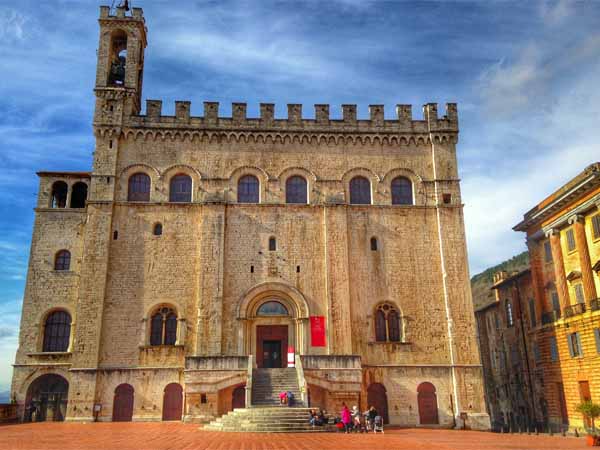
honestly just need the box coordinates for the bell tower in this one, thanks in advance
[94,5,147,125]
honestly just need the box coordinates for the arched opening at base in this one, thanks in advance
[113,383,134,422]
[232,385,246,410]
[417,382,439,425]
[367,382,389,424]
[162,383,183,421]
[25,374,69,422]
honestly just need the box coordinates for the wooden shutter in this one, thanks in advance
[595,328,600,354]
[567,334,575,357]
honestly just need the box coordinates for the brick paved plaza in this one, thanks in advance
[0,423,587,450]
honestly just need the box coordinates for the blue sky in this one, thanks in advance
[1,0,599,390]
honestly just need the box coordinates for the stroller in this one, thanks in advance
[373,415,384,433]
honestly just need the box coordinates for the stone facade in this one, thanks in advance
[10,5,488,429]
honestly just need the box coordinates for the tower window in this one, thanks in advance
[113,230,119,240]
[375,303,402,342]
[150,307,177,346]
[269,237,276,251]
[108,30,127,86]
[43,310,72,352]
[70,182,88,208]
[391,177,413,205]
[442,193,452,204]
[349,176,371,205]
[153,223,163,236]
[50,181,68,208]
[238,175,259,203]
[370,237,378,251]
[286,176,308,204]
[54,250,71,271]
[128,172,151,202]
[169,174,192,203]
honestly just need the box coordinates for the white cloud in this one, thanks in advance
[540,0,573,26]
[0,8,26,41]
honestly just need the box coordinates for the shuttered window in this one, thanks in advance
[549,336,558,362]
[594,328,600,354]
[544,241,552,263]
[574,284,585,304]
[551,292,560,311]
[566,229,576,252]
[567,332,582,358]
[528,299,536,327]
[592,214,600,240]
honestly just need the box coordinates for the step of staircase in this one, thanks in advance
[251,367,304,407]
[203,407,330,433]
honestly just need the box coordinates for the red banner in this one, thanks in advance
[310,316,326,347]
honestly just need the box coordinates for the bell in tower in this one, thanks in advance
[108,31,127,86]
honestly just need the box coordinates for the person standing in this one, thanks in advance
[341,403,352,433]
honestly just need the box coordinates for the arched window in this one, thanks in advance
[50,181,68,208]
[391,177,413,205]
[374,303,402,342]
[153,223,163,236]
[286,176,307,204]
[150,307,177,346]
[169,174,192,203]
[54,250,71,271]
[506,300,514,327]
[108,30,127,86]
[257,301,289,316]
[238,175,259,203]
[370,237,378,251]
[128,173,151,202]
[349,176,371,204]
[43,310,71,352]
[70,182,88,208]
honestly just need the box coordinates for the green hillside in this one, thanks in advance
[470,251,530,310]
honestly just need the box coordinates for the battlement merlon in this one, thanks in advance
[116,102,459,133]
[100,5,144,21]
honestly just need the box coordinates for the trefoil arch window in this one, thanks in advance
[238,175,260,203]
[43,310,72,352]
[257,301,289,316]
[391,177,413,205]
[169,174,192,203]
[54,250,71,271]
[286,176,308,204]
[128,172,151,202]
[50,181,68,208]
[375,303,401,342]
[349,176,371,205]
[150,307,177,346]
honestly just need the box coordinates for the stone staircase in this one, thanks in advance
[204,368,321,432]
[251,368,304,407]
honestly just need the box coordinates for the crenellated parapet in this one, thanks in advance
[116,102,458,136]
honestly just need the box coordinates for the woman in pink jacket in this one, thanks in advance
[341,403,352,433]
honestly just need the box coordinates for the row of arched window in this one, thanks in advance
[40,306,180,353]
[126,172,414,205]
[50,181,88,209]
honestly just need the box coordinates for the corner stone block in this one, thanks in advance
[175,101,191,122]
[146,100,162,119]
[342,104,357,123]
[315,104,330,124]
[369,104,384,125]
[260,103,274,123]
[396,104,412,122]
[288,104,302,124]
[232,103,247,123]
[204,102,219,124]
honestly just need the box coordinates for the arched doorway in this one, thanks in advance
[113,383,134,422]
[25,374,69,422]
[162,383,183,421]
[367,383,389,424]
[232,385,246,410]
[417,382,439,425]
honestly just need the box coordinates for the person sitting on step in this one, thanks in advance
[286,390,294,407]
[279,391,287,405]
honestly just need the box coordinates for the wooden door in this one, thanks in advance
[557,383,569,425]
[113,384,134,422]
[232,386,246,410]
[162,383,183,421]
[417,382,439,425]
[367,383,389,424]
[256,325,288,368]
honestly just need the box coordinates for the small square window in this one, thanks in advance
[442,193,452,204]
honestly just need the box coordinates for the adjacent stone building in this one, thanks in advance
[10,5,488,429]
